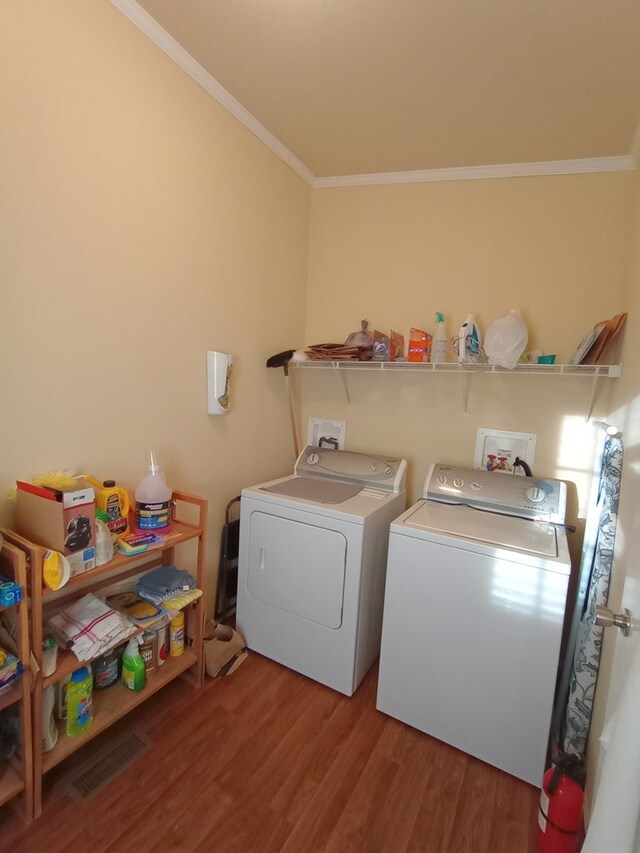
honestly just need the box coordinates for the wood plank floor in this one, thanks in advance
[0,653,539,852]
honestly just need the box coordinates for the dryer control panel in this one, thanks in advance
[425,463,567,523]
[295,446,407,493]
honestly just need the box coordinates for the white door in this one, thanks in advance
[582,468,640,851]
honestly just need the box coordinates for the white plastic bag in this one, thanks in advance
[484,309,528,369]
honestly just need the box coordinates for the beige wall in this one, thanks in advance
[3,7,638,798]
[300,176,634,519]
[0,1,310,606]
[302,171,638,807]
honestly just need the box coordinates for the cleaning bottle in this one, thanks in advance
[66,667,93,737]
[121,636,146,692]
[169,611,185,657]
[85,477,130,538]
[432,312,447,363]
[94,513,114,567]
[458,313,482,363]
[135,451,172,532]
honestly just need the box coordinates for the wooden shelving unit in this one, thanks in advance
[0,539,34,821]
[2,489,208,818]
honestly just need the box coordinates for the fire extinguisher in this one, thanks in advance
[537,753,585,853]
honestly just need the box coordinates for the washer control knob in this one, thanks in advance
[385,466,393,475]
[370,464,379,472]
[453,477,464,488]
[437,475,448,485]
[524,486,546,504]
[471,481,482,490]
[306,452,320,465]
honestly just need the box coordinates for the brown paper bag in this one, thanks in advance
[204,622,248,678]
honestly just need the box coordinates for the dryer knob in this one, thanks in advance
[370,464,379,472]
[453,477,464,488]
[471,481,482,490]
[306,452,320,465]
[524,486,546,504]
[437,475,448,485]
[385,466,393,475]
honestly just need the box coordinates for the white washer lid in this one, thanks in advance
[261,476,361,504]
[403,501,559,558]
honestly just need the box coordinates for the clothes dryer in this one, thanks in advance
[237,446,406,696]
[377,463,572,785]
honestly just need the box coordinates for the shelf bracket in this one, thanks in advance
[461,369,470,417]
[585,373,600,422]
[334,366,351,403]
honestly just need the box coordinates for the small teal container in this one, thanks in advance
[537,354,556,364]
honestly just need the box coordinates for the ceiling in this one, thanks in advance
[119,0,640,184]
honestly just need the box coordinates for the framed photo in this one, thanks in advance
[473,429,536,475]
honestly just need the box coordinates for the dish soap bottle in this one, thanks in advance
[121,637,146,692]
[432,312,447,363]
[135,451,172,531]
[66,667,93,737]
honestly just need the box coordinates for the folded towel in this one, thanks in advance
[138,587,203,610]
[49,593,135,661]
[136,565,195,596]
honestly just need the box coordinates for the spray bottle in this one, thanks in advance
[432,313,447,363]
[121,636,146,692]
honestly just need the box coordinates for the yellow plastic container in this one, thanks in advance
[169,612,185,657]
[85,476,130,538]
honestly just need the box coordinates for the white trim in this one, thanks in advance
[313,156,636,188]
[109,0,315,186]
[110,0,638,189]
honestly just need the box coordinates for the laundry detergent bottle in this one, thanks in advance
[66,667,93,737]
[85,476,130,538]
[135,451,172,532]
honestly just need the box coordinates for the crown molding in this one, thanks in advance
[313,156,636,188]
[111,0,638,191]
[110,0,315,186]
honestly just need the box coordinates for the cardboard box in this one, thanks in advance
[204,622,247,677]
[16,480,96,576]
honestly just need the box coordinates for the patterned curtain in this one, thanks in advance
[562,435,624,757]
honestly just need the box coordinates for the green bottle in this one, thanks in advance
[121,637,146,692]
[66,667,93,737]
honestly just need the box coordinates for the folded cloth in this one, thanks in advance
[49,593,135,661]
[138,587,203,610]
[136,565,195,597]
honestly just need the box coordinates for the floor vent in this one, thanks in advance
[64,732,148,802]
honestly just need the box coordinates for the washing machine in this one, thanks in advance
[377,463,572,786]
[237,446,407,696]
